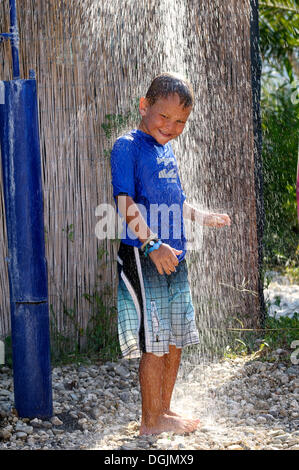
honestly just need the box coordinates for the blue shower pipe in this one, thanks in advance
[0,0,52,418]
[0,0,20,79]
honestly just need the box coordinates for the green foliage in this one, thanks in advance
[223,313,299,362]
[101,99,140,139]
[49,302,83,364]
[49,242,121,365]
[263,312,299,350]
[284,263,299,282]
[259,0,299,276]
[49,289,121,365]
[83,290,120,361]
[259,0,299,81]
[261,81,299,267]
[62,223,74,242]
[101,100,140,164]
[102,113,131,139]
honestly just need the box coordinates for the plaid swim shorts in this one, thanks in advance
[117,242,200,358]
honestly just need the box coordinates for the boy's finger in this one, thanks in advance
[165,259,177,273]
[155,261,164,275]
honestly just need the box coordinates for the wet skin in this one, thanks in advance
[138,93,192,146]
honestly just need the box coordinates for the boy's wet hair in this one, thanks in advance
[145,73,194,109]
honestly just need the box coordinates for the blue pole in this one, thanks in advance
[0,1,52,418]
[9,0,20,79]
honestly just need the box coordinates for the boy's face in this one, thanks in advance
[138,93,192,145]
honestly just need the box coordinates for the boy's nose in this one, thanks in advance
[164,121,176,133]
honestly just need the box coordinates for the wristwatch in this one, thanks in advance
[144,239,162,257]
[141,237,158,252]
[147,239,158,249]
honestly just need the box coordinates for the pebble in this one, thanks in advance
[51,416,63,426]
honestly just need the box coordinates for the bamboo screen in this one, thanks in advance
[0,0,262,354]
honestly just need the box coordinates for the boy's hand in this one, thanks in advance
[204,213,231,227]
[149,243,182,275]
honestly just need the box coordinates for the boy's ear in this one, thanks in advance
[139,97,149,117]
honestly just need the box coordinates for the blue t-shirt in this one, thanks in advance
[111,129,187,261]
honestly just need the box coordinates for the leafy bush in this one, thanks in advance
[261,82,299,268]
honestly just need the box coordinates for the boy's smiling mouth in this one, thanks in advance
[159,130,172,137]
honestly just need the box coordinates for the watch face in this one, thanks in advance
[149,240,155,246]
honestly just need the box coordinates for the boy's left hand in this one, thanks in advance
[205,213,231,227]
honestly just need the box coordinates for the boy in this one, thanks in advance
[111,73,231,435]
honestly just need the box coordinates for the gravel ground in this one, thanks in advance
[0,356,298,451]
[1,274,298,451]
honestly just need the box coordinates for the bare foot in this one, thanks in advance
[140,413,200,436]
[164,409,199,420]
[164,409,181,417]
[164,409,201,427]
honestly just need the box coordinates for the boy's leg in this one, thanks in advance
[162,346,201,422]
[162,345,181,414]
[139,352,164,430]
[139,349,200,435]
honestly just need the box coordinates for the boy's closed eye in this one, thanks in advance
[160,114,186,124]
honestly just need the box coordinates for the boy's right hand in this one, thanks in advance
[149,243,182,275]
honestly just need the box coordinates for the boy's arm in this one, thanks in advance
[116,194,153,243]
[116,195,182,275]
[183,201,231,227]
